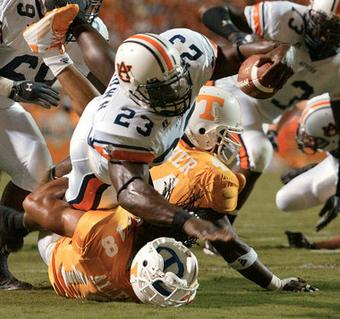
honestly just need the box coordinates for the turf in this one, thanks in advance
[0,172,339,319]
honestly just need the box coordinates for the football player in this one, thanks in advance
[22,177,200,305]
[276,93,340,231]
[201,0,340,217]
[21,177,317,298]
[0,0,109,289]
[150,85,317,291]
[21,2,293,237]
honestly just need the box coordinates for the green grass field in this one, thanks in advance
[0,172,340,319]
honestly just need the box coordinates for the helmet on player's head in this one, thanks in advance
[304,0,340,59]
[185,86,243,166]
[297,94,339,153]
[115,33,192,117]
[130,237,199,307]
[42,0,102,23]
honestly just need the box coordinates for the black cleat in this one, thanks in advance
[0,253,32,290]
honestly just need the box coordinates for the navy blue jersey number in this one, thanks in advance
[168,34,203,63]
[17,3,36,18]
[0,55,55,85]
[114,107,154,137]
[271,81,314,110]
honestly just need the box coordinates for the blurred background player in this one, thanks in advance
[200,0,340,218]
[0,0,111,289]
[150,85,317,292]
[276,93,340,231]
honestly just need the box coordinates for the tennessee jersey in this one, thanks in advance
[150,140,243,214]
[216,1,340,123]
[49,207,139,301]
[66,28,217,209]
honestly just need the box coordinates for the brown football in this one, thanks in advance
[237,54,276,99]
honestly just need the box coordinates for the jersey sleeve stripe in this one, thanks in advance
[251,3,264,36]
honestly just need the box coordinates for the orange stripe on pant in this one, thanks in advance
[252,3,263,36]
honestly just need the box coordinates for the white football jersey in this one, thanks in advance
[66,28,217,209]
[216,1,340,123]
[0,0,108,107]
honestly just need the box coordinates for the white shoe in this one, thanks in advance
[23,4,79,53]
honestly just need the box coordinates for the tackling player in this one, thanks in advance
[150,85,317,291]
[201,0,340,218]
[21,3,293,242]
[0,0,110,289]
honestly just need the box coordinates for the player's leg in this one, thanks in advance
[235,128,274,210]
[0,101,52,289]
[276,154,337,211]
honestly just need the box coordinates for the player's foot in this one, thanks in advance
[0,253,32,290]
[202,240,220,256]
[23,4,79,53]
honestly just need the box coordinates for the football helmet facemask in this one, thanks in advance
[185,86,243,166]
[304,0,340,59]
[297,93,339,153]
[115,33,192,117]
[130,237,199,307]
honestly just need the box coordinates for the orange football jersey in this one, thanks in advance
[151,140,242,214]
[48,207,139,301]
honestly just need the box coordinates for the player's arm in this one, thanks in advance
[71,23,115,87]
[108,161,236,243]
[205,211,318,292]
[23,178,83,237]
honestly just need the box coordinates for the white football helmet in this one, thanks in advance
[130,237,199,307]
[185,86,243,166]
[297,93,339,153]
[115,33,192,117]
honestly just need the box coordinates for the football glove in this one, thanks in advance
[316,195,340,232]
[285,231,316,249]
[281,277,318,292]
[9,80,60,108]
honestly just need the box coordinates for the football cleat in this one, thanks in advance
[23,4,79,53]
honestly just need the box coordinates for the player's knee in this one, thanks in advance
[276,187,300,212]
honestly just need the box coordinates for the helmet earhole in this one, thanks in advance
[143,260,148,267]
[199,128,206,134]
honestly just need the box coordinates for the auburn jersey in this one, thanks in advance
[216,1,340,122]
[150,140,244,214]
[65,28,217,209]
[49,208,139,301]
[0,0,108,108]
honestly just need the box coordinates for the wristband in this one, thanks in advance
[172,211,194,230]
[267,274,283,290]
[43,51,74,77]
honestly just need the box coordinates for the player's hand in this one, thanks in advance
[267,129,279,152]
[285,231,316,249]
[182,217,237,243]
[257,43,294,90]
[281,277,319,292]
[280,163,317,185]
[316,195,340,232]
[10,80,60,108]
